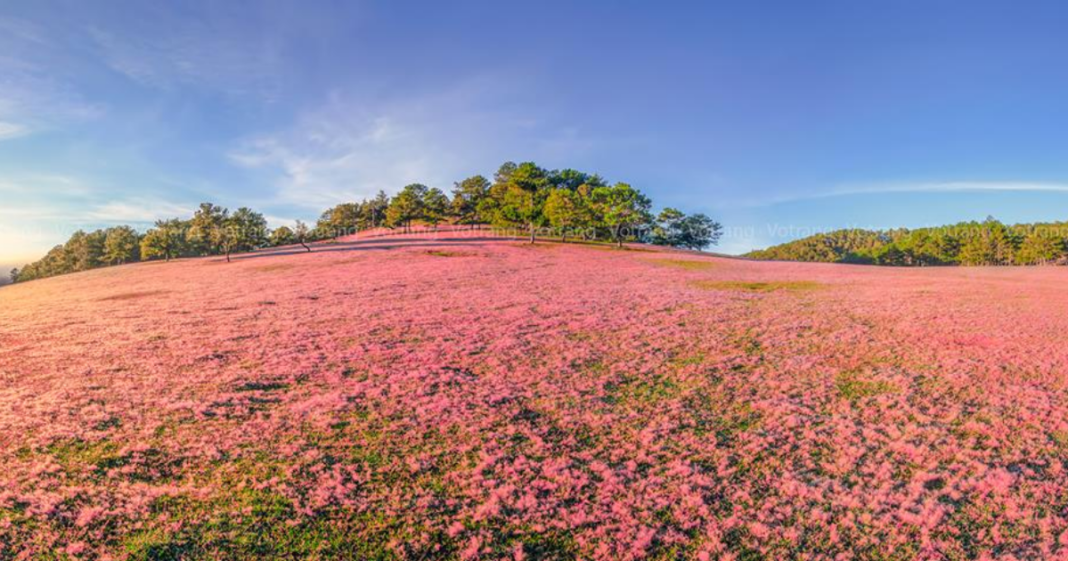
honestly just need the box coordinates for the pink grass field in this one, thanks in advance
[2,234,1068,560]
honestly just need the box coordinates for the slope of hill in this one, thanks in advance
[2,234,1068,559]
[746,220,1068,266]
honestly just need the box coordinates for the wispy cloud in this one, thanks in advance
[230,78,601,209]
[0,17,102,137]
[0,174,94,201]
[0,174,191,223]
[733,180,1068,208]
[0,121,28,141]
[84,2,296,103]
[0,16,46,45]
[230,111,451,208]
[85,198,194,223]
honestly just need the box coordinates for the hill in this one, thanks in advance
[746,220,1068,266]
[2,234,1068,559]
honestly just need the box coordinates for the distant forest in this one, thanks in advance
[10,161,723,283]
[746,218,1068,266]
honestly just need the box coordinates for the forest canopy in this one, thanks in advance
[746,218,1068,266]
[9,161,723,283]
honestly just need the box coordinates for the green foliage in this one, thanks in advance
[64,229,108,271]
[451,175,490,226]
[678,214,724,250]
[230,208,268,251]
[958,220,1014,266]
[543,188,586,242]
[141,219,188,262]
[1015,229,1066,265]
[314,195,393,236]
[590,182,653,247]
[213,208,268,261]
[747,229,889,264]
[650,208,685,245]
[293,221,313,252]
[650,208,723,250]
[422,187,451,228]
[104,226,141,265]
[550,168,607,190]
[491,162,553,242]
[362,191,391,229]
[270,226,295,247]
[11,161,728,283]
[386,184,428,232]
[261,160,708,250]
[187,203,227,256]
[14,245,65,281]
[748,219,1068,267]
[316,203,362,239]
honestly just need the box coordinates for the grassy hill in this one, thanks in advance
[746,220,1068,266]
[2,234,1068,558]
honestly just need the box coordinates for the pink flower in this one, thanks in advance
[4,232,1068,558]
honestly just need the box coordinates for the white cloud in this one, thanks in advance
[263,215,299,229]
[0,121,28,140]
[0,169,195,264]
[85,198,193,223]
[86,15,286,101]
[0,174,94,201]
[230,79,600,209]
[0,17,102,136]
[823,180,1068,199]
[733,180,1068,208]
[0,16,46,45]
[230,111,450,208]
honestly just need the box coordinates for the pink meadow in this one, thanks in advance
[2,234,1068,559]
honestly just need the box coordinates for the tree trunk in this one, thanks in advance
[529,224,536,244]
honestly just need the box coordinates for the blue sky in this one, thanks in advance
[4,0,1068,271]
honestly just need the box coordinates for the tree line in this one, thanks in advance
[10,161,723,283]
[746,217,1068,266]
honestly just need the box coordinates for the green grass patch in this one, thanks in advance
[581,243,658,252]
[124,489,410,560]
[691,280,823,293]
[835,371,896,403]
[98,290,170,302]
[683,386,762,443]
[603,374,684,410]
[424,250,474,257]
[234,381,289,392]
[48,438,123,474]
[648,258,717,270]
[667,353,705,368]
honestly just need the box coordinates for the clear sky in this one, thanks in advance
[4,0,1068,272]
